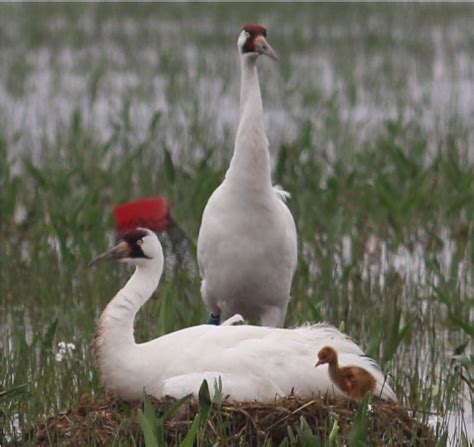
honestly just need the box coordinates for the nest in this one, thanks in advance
[32,395,435,446]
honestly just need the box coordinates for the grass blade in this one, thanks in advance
[348,394,370,447]
[138,408,159,447]
[180,414,200,447]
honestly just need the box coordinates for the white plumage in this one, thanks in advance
[91,229,397,403]
[197,24,298,327]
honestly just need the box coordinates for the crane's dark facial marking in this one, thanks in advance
[121,228,151,259]
[240,24,267,54]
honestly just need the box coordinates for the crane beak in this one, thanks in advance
[315,360,322,368]
[89,241,130,267]
[254,35,278,61]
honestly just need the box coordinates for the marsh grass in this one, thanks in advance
[0,3,473,445]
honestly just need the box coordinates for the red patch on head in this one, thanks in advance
[241,24,268,54]
[122,228,149,244]
[242,23,267,37]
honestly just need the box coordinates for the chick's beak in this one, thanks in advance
[254,35,278,61]
[89,241,130,267]
[314,360,322,368]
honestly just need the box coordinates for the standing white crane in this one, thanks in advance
[90,229,397,402]
[197,24,297,327]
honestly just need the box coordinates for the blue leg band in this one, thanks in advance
[207,314,220,325]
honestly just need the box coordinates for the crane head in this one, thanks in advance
[89,228,163,267]
[237,24,278,61]
[315,346,338,367]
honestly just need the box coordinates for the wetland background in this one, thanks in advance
[0,3,473,445]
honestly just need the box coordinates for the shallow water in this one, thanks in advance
[1,4,474,161]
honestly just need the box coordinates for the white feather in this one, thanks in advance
[273,185,292,202]
[221,314,245,326]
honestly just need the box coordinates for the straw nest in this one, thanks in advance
[33,394,435,446]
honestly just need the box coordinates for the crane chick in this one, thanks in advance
[315,346,376,401]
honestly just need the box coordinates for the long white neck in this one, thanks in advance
[225,54,272,190]
[93,258,162,392]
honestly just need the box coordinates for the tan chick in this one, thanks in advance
[315,346,376,401]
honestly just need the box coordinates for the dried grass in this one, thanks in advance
[32,395,435,446]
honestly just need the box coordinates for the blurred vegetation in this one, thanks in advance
[0,3,473,445]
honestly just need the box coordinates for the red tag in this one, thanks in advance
[113,197,170,235]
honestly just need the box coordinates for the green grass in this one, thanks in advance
[1,3,473,445]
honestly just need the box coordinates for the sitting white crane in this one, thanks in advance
[90,229,397,403]
[197,24,297,327]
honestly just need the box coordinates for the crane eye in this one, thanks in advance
[137,240,143,246]
[245,31,250,39]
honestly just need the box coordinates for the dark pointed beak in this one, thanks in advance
[88,241,130,267]
[255,35,278,61]
[315,360,322,368]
